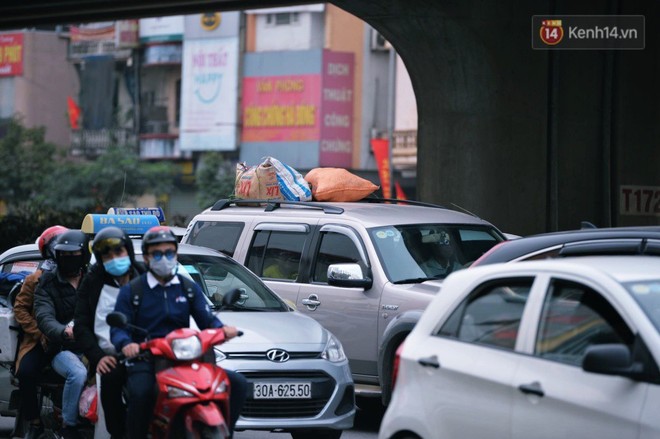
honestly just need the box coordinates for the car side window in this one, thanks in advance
[312,232,362,283]
[186,221,244,257]
[436,278,534,350]
[246,230,305,281]
[535,279,634,366]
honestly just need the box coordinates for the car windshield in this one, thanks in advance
[369,224,504,283]
[624,280,660,332]
[176,253,290,312]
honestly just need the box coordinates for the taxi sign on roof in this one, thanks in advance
[107,207,165,223]
[81,214,160,236]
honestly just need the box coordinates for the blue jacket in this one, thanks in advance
[110,272,223,352]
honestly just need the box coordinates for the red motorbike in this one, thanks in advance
[107,311,240,439]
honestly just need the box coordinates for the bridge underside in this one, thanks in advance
[1,0,658,234]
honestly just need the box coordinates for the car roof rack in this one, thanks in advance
[210,199,344,214]
[358,197,447,209]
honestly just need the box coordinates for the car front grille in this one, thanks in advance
[225,351,321,360]
[239,371,335,418]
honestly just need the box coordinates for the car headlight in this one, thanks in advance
[321,334,346,362]
[171,335,202,360]
[214,346,227,362]
[167,385,194,399]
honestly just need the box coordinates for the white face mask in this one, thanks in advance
[149,256,178,279]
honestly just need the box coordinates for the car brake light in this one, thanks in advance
[392,341,405,390]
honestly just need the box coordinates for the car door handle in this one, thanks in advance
[518,381,544,397]
[301,294,321,310]
[418,355,440,369]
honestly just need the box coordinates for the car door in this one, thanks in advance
[296,225,380,378]
[512,276,645,439]
[415,277,535,439]
[244,223,310,307]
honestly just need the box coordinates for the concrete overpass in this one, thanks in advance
[1,0,658,235]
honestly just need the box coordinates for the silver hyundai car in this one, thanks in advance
[0,237,355,439]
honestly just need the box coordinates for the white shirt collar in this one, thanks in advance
[146,271,180,288]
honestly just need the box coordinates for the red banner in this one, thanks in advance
[395,181,407,201]
[0,33,23,77]
[67,96,81,130]
[371,138,391,199]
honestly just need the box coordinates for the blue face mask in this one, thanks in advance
[103,256,131,277]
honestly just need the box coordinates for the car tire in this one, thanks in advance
[290,429,342,439]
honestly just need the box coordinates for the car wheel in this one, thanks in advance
[290,429,342,439]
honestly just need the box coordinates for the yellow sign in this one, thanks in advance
[201,13,221,31]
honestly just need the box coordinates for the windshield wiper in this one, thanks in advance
[392,277,435,284]
[215,304,270,312]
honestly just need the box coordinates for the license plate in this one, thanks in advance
[253,381,312,399]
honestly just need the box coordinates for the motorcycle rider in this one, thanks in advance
[110,225,247,439]
[74,226,147,439]
[13,225,68,439]
[34,230,90,439]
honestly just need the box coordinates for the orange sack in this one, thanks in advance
[304,167,379,202]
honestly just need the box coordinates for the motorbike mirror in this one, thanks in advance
[222,288,242,307]
[106,311,128,328]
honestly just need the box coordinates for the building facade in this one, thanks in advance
[0,5,419,222]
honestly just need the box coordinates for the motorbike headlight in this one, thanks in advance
[321,334,346,363]
[172,335,202,360]
[215,380,228,394]
[167,385,194,399]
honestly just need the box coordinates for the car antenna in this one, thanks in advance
[450,203,481,219]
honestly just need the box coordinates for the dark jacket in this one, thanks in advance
[74,262,146,370]
[111,273,223,352]
[34,270,81,355]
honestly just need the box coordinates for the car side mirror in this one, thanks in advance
[106,311,128,328]
[327,263,372,289]
[222,288,242,307]
[582,343,645,380]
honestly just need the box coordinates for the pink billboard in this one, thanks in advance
[319,50,354,167]
[242,74,321,142]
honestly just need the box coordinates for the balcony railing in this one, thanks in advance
[71,128,138,158]
[69,40,132,60]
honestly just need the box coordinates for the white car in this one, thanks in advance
[379,256,660,439]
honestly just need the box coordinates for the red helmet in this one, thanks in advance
[37,225,69,259]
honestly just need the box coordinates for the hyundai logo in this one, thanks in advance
[266,349,290,362]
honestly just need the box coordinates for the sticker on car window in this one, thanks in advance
[376,231,388,239]
[11,261,39,274]
[182,265,199,274]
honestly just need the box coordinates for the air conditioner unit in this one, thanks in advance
[371,29,391,51]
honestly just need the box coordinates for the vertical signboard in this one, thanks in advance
[0,33,23,77]
[241,74,321,142]
[320,50,354,167]
[180,37,239,151]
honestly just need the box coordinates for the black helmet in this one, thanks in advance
[54,230,89,254]
[141,226,178,255]
[92,226,135,265]
[54,230,91,272]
